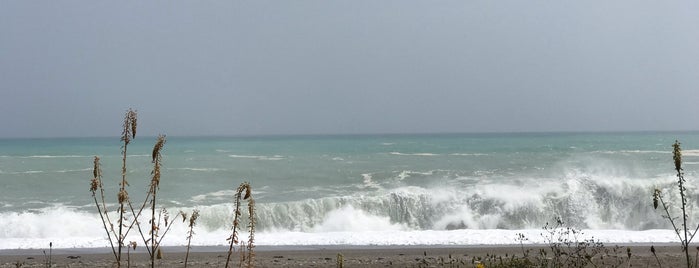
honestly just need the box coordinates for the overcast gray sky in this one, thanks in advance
[1,1,698,138]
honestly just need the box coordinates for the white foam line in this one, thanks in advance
[389,152,439,156]
[229,154,285,160]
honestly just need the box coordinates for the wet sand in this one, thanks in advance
[0,244,690,267]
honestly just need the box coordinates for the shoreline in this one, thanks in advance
[0,244,688,267]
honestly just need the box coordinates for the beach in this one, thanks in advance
[0,244,690,267]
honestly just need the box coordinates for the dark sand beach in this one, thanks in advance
[0,244,689,267]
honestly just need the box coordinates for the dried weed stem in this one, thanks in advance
[225,182,256,268]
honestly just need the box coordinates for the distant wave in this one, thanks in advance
[191,189,238,202]
[8,154,149,159]
[229,154,285,161]
[396,170,436,180]
[0,168,92,175]
[169,167,225,172]
[594,150,668,155]
[360,173,381,189]
[591,149,699,156]
[191,188,268,203]
[56,168,92,173]
[389,152,439,156]
[389,152,486,157]
[19,155,90,159]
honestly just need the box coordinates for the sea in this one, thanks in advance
[1,132,698,250]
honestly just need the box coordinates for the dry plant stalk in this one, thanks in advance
[147,134,166,268]
[653,140,699,268]
[89,109,137,267]
[184,209,200,268]
[225,182,256,268]
[119,134,178,268]
[117,109,137,265]
[90,156,119,261]
[90,110,179,268]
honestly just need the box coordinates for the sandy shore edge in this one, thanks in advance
[0,244,688,267]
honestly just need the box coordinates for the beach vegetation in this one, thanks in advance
[89,109,180,268]
[440,220,631,268]
[137,134,181,268]
[225,182,256,268]
[183,209,200,268]
[336,253,344,268]
[42,242,52,268]
[653,140,698,268]
[89,109,137,266]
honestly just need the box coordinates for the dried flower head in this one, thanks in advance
[90,178,99,193]
[244,186,252,200]
[653,189,660,209]
[93,156,100,178]
[152,135,166,163]
[150,135,166,188]
[673,140,682,173]
[121,109,137,145]
[189,209,200,228]
[118,189,128,204]
[90,156,102,193]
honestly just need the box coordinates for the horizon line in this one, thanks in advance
[2,129,699,140]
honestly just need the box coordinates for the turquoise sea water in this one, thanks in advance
[1,132,698,248]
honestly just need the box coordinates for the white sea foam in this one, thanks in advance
[590,148,699,156]
[18,155,90,159]
[0,168,92,175]
[55,168,92,173]
[313,206,407,232]
[449,153,488,156]
[396,170,435,181]
[360,173,381,189]
[0,209,680,249]
[594,150,668,155]
[228,154,285,161]
[170,167,224,172]
[191,190,239,202]
[389,152,439,156]
[0,188,684,250]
